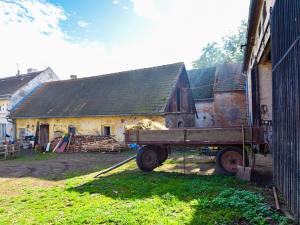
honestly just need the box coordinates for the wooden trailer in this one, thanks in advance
[125,126,266,175]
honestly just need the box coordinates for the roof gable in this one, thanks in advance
[12,63,185,118]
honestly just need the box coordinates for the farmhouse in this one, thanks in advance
[0,68,58,141]
[11,62,196,147]
[188,63,247,127]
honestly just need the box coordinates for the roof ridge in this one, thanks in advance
[51,62,184,83]
[0,69,45,81]
[12,62,186,118]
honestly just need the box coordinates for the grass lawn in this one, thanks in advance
[0,152,293,225]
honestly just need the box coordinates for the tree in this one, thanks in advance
[192,42,225,69]
[193,20,247,69]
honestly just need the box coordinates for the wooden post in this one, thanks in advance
[242,125,245,167]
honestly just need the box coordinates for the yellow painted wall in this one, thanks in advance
[15,115,165,144]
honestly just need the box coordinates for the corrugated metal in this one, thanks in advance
[271,0,300,221]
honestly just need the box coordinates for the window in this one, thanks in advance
[176,88,181,112]
[103,126,111,136]
[258,22,262,37]
[68,126,76,136]
[0,124,6,139]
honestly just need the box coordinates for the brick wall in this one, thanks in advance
[195,101,214,127]
[165,113,195,128]
[214,91,247,126]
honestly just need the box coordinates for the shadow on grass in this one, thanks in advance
[68,169,246,201]
[68,169,252,224]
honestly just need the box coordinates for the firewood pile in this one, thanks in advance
[50,135,122,153]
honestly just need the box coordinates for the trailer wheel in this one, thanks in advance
[216,146,249,176]
[136,145,159,172]
[156,147,168,165]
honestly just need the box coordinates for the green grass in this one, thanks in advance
[14,152,59,161]
[0,160,292,225]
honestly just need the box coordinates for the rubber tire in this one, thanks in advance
[136,145,159,172]
[156,147,168,165]
[216,146,249,176]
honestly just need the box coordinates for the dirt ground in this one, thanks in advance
[0,149,273,183]
[0,149,135,181]
[159,150,273,186]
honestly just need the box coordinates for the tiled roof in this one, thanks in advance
[12,63,185,118]
[0,70,43,97]
[214,63,245,92]
[187,67,216,101]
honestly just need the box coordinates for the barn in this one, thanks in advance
[11,62,196,147]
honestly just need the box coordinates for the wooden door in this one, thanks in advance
[39,124,49,150]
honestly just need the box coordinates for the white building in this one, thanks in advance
[0,67,59,141]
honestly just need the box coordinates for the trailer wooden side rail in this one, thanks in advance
[125,126,265,175]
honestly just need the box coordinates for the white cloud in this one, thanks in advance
[113,0,119,4]
[123,6,129,10]
[0,0,116,79]
[77,20,89,28]
[129,0,250,69]
[0,0,250,80]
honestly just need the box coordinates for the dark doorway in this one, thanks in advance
[176,88,181,112]
[177,121,184,128]
[39,124,49,150]
[251,63,260,126]
[103,126,111,136]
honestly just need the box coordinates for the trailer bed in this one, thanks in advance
[125,126,264,146]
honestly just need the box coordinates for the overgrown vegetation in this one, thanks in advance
[193,20,247,69]
[0,153,292,225]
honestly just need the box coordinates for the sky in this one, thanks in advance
[0,0,250,79]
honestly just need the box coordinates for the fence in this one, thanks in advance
[271,0,300,220]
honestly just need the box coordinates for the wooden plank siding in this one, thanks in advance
[271,0,300,221]
[165,70,194,114]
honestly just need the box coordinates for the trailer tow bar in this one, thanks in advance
[95,155,137,178]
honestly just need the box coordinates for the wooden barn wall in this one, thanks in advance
[271,0,300,220]
[165,70,195,128]
[166,71,194,114]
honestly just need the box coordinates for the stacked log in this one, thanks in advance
[50,135,122,153]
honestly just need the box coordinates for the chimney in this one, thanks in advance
[16,63,20,76]
[27,68,37,73]
[70,75,77,80]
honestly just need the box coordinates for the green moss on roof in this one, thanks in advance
[214,63,245,92]
[187,67,216,101]
[12,63,185,118]
[188,63,245,101]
